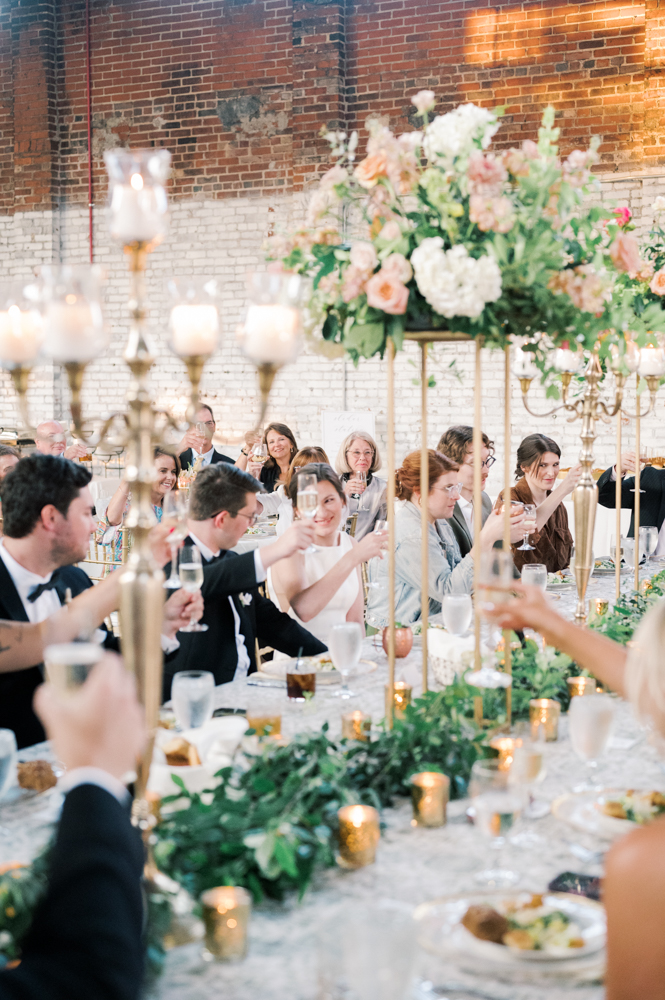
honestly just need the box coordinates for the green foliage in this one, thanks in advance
[589,568,665,645]
[0,851,50,965]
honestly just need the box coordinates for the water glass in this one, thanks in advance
[0,729,17,801]
[178,544,208,632]
[569,693,615,791]
[640,525,659,565]
[470,759,522,886]
[441,594,472,636]
[623,536,636,570]
[329,622,363,698]
[171,670,215,730]
[521,563,547,591]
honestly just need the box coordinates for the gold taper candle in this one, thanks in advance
[337,805,380,868]
[410,771,449,827]
[341,710,371,741]
[201,886,251,961]
[529,698,560,741]
[385,681,412,720]
[489,735,522,771]
[567,676,597,698]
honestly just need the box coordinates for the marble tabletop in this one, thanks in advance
[2,566,662,1000]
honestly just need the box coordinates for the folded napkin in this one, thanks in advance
[148,715,248,798]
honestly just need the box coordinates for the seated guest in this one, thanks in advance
[102,447,180,560]
[366,450,524,629]
[257,446,329,536]
[0,445,19,481]
[33,420,89,461]
[1,656,146,1000]
[0,455,197,748]
[162,463,327,698]
[176,403,233,469]
[598,449,665,544]
[271,463,386,644]
[237,421,298,492]
[335,431,387,539]
[496,433,580,573]
[437,425,495,557]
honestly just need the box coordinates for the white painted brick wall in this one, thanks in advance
[0,169,663,493]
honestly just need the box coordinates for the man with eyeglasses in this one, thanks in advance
[162,463,327,697]
[176,404,234,470]
[437,426,495,557]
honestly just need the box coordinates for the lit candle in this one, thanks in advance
[567,676,597,698]
[385,681,412,720]
[341,711,371,741]
[245,711,281,737]
[638,346,665,376]
[489,735,523,771]
[44,297,103,363]
[593,599,609,617]
[529,698,560,741]
[0,305,43,365]
[170,304,219,357]
[337,804,380,868]
[108,176,168,244]
[201,886,251,962]
[410,772,449,827]
[553,346,582,373]
[239,303,300,365]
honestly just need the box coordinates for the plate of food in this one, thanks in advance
[546,571,576,591]
[552,787,665,839]
[593,557,629,576]
[415,891,605,975]
[258,652,377,686]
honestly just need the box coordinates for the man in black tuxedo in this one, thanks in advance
[1,655,146,1000]
[598,449,665,542]
[176,404,233,469]
[162,462,327,699]
[0,454,198,748]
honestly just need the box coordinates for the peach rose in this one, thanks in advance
[349,241,378,275]
[341,265,367,304]
[365,270,409,314]
[610,232,643,276]
[354,152,388,189]
[379,220,401,242]
[382,252,412,284]
[650,267,665,296]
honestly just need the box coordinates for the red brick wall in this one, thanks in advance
[0,0,663,213]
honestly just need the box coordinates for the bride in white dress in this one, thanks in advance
[271,464,387,647]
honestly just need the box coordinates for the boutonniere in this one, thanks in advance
[239,592,253,607]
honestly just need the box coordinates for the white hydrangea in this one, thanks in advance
[653,196,665,215]
[411,238,502,319]
[423,103,500,167]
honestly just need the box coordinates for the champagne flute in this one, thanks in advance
[297,472,318,553]
[354,469,368,512]
[569,693,615,792]
[163,491,190,589]
[521,563,547,591]
[329,622,363,699]
[470,759,522,886]
[441,594,472,636]
[178,545,208,632]
[517,502,537,551]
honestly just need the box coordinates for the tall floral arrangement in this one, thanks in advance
[266,94,638,373]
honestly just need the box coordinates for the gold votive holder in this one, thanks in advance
[201,886,251,962]
[385,681,412,720]
[245,711,282,737]
[529,698,560,742]
[567,676,597,699]
[410,772,450,827]
[341,711,371,741]
[592,599,609,617]
[337,804,380,869]
[489,736,523,771]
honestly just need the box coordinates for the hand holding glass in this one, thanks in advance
[178,545,208,632]
[517,503,537,551]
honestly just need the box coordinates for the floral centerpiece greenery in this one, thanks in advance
[266,92,660,375]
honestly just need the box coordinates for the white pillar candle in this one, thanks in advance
[0,305,43,365]
[553,347,581,373]
[44,300,103,363]
[241,303,299,365]
[638,346,665,376]
[108,179,167,244]
[170,304,219,357]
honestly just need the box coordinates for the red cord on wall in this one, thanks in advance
[86,0,93,263]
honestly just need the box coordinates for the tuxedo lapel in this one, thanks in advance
[452,503,472,547]
[0,556,30,623]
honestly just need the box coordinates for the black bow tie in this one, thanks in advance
[27,578,61,603]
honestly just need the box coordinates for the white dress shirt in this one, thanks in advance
[0,541,62,622]
[59,766,130,805]
[457,496,474,536]
[188,531,266,679]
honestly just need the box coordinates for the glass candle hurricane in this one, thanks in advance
[104,148,171,246]
[567,676,597,699]
[529,698,560,741]
[237,272,306,367]
[38,265,107,364]
[337,805,380,869]
[410,772,449,828]
[0,281,44,369]
[167,277,220,359]
[201,886,251,962]
[489,735,523,771]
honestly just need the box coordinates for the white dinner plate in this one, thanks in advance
[258,655,377,686]
[551,788,663,839]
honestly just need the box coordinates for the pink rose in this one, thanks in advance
[411,90,436,114]
[365,270,409,314]
[467,151,507,196]
[341,265,367,304]
[379,220,401,242]
[320,164,348,189]
[382,252,412,283]
[469,194,514,234]
[650,267,665,296]
[610,232,643,276]
[502,147,530,178]
[613,206,632,228]
[349,241,378,275]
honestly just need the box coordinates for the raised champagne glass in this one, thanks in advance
[297,471,318,553]
[517,502,537,551]
[163,491,190,589]
[178,544,208,632]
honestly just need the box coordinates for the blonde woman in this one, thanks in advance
[335,430,387,538]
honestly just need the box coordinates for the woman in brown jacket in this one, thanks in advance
[497,434,580,573]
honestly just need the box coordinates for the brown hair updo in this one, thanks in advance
[284,447,330,490]
[395,449,459,501]
[514,433,561,481]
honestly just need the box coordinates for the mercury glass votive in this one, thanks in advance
[341,710,371,741]
[593,599,609,617]
[489,736,523,771]
[201,886,251,962]
[567,676,597,699]
[410,772,450,828]
[385,681,412,720]
[337,805,380,869]
[529,699,560,741]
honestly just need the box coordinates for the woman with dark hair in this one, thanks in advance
[101,447,181,559]
[366,449,524,629]
[271,463,386,645]
[496,433,580,573]
[237,422,298,493]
